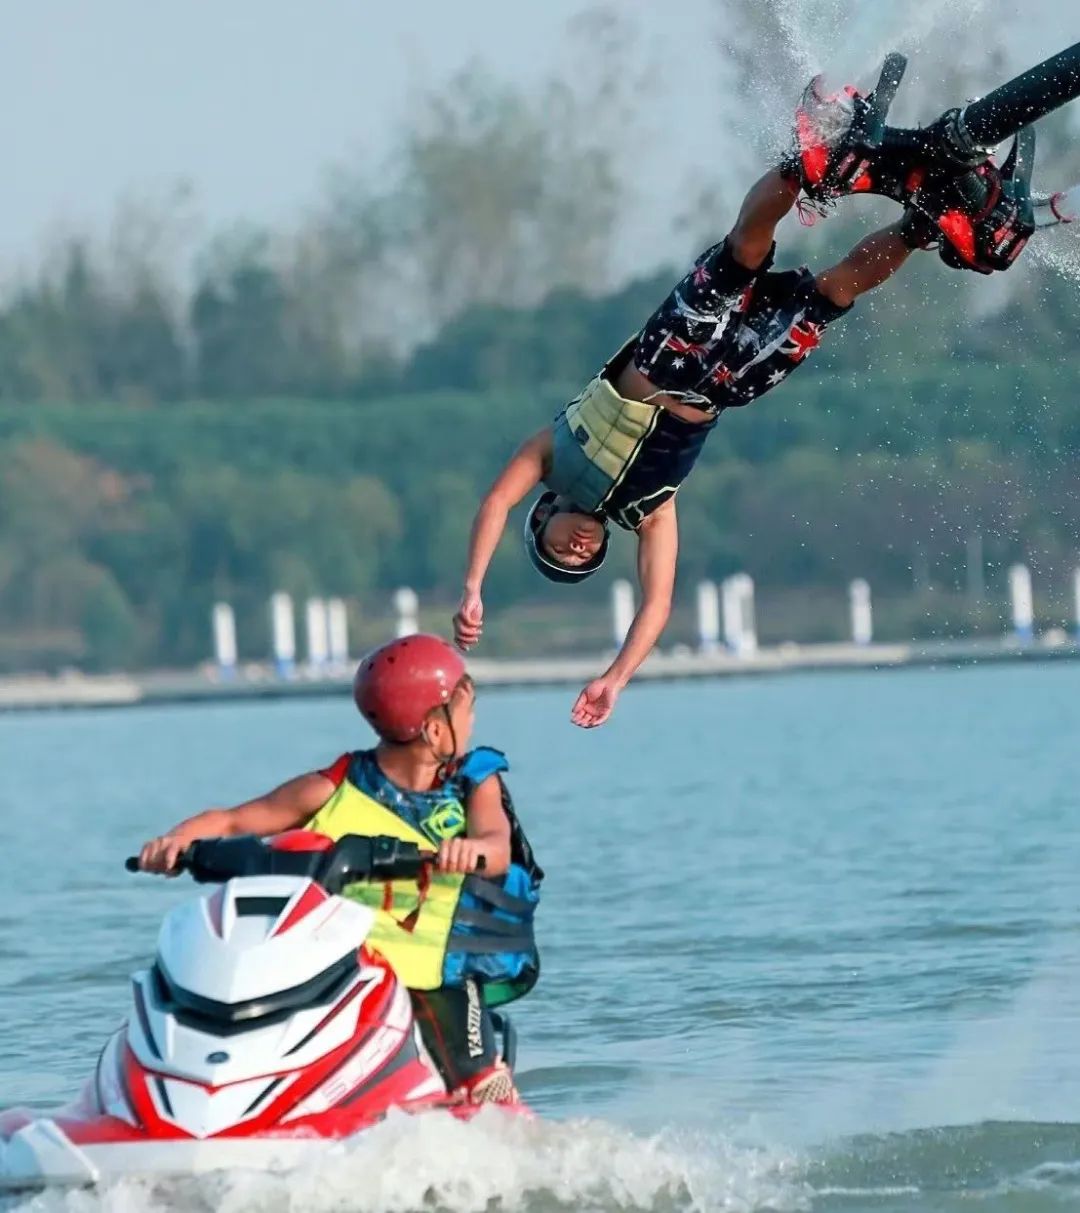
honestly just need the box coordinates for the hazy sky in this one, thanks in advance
[2,1,1074,275]
[1,0,715,270]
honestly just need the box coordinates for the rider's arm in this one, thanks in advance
[603,497,678,688]
[438,774,512,876]
[462,428,551,595]
[138,772,335,872]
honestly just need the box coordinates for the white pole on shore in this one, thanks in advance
[696,581,721,652]
[1073,568,1080,642]
[612,579,635,646]
[270,592,296,678]
[738,575,758,655]
[327,598,349,666]
[966,533,985,603]
[305,597,329,672]
[1008,563,1034,643]
[722,576,741,654]
[394,588,419,638]
[211,602,237,678]
[723,574,757,656]
[850,579,873,646]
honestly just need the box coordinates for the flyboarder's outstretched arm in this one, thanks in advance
[570,498,678,728]
[454,428,551,650]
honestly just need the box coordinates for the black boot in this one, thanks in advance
[782,53,917,208]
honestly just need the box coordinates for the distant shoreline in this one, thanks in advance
[1,635,1077,713]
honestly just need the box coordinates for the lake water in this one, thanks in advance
[2,661,1080,1212]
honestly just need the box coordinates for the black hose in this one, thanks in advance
[963,42,1080,147]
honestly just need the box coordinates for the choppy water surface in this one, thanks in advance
[2,662,1080,1212]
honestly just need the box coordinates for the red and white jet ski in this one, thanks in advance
[0,834,520,1191]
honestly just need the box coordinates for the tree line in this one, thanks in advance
[2,336,1078,673]
[1,6,1079,671]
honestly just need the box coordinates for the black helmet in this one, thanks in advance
[523,492,609,585]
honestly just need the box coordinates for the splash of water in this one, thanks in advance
[1029,197,1080,284]
[772,0,993,83]
[1,1113,808,1213]
[724,0,999,163]
[721,0,1080,308]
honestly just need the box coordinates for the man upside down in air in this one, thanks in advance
[453,64,1041,727]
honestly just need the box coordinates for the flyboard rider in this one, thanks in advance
[454,52,1070,726]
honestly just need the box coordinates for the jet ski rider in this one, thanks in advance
[138,634,542,1106]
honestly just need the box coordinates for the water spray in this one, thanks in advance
[1033,185,1079,229]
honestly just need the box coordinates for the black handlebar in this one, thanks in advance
[124,849,196,875]
[125,835,485,892]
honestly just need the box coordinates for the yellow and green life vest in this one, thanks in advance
[547,337,660,516]
[547,337,716,531]
[305,757,540,1007]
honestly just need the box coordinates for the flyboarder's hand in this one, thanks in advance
[138,832,189,876]
[453,589,484,650]
[437,836,487,874]
[571,676,621,728]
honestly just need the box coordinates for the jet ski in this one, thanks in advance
[0,833,521,1191]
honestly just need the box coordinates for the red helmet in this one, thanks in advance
[353,633,468,742]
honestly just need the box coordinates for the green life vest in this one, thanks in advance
[547,337,660,513]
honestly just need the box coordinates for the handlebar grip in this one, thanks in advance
[124,847,193,875]
[419,852,487,872]
[127,842,485,878]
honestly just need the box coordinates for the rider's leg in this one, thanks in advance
[410,980,517,1104]
[727,169,801,270]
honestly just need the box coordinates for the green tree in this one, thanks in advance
[191,230,296,397]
